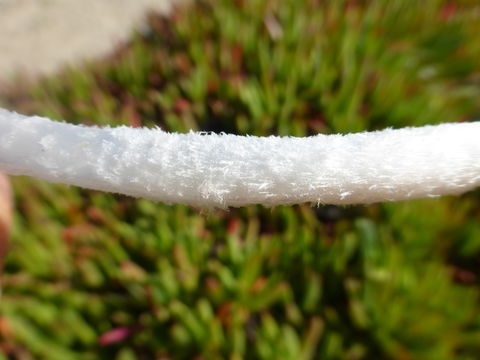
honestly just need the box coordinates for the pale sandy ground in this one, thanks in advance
[0,0,178,80]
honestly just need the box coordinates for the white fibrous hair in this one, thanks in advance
[0,108,479,208]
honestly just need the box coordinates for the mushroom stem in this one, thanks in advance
[1,108,479,208]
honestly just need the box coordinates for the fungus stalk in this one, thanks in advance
[1,108,479,208]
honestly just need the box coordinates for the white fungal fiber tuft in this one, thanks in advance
[1,108,479,207]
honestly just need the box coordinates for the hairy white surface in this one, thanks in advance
[0,108,479,208]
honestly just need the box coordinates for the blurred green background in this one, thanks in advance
[1,0,480,359]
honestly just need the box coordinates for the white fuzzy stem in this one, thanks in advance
[1,108,479,207]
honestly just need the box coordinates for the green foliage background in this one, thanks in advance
[2,0,480,359]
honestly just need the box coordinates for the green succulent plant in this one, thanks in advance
[1,0,480,359]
